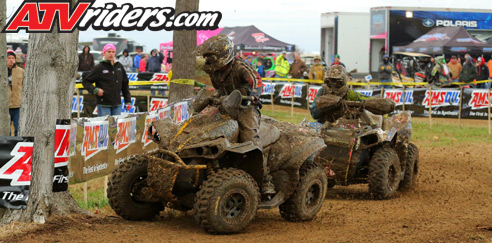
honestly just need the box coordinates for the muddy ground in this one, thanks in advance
[1,140,491,243]
[2,108,492,242]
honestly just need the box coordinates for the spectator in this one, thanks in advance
[274,52,290,78]
[119,49,133,72]
[461,54,478,85]
[488,54,492,85]
[331,54,345,68]
[133,49,142,72]
[146,49,164,72]
[477,57,489,89]
[139,54,148,72]
[78,45,94,71]
[14,47,25,68]
[378,55,392,88]
[82,44,131,117]
[256,59,265,78]
[7,50,25,136]
[289,54,307,79]
[308,56,325,81]
[245,56,253,65]
[425,56,435,82]
[447,55,462,83]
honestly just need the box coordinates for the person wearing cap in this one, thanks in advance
[447,55,462,83]
[378,55,393,88]
[274,51,290,78]
[82,44,131,117]
[308,56,325,81]
[7,50,25,136]
[461,54,478,86]
[476,57,489,89]
[331,54,345,68]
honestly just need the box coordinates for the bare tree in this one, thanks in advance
[1,0,84,223]
[0,0,9,136]
[168,0,199,103]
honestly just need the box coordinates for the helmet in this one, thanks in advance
[196,35,235,72]
[314,55,321,61]
[325,65,349,96]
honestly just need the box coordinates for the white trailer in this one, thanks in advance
[321,12,370,74]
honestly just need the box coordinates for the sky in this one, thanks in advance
[5,0,492,53]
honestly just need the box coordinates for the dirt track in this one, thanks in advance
[2,141,492,243]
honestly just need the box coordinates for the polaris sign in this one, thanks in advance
[423,19,478,28]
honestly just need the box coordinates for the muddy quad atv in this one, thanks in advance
[314,100,419,199]
[107,90,327,234]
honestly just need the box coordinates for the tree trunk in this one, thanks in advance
[0,0,85,224]
[168,0,199,103]
[0,0,9,136]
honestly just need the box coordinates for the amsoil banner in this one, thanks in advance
[68,100,192,184]
[53,119,71,192]
[0,137,33,209]
[462,89,491,118]
[77,72,170,91]
[276,85,489,119]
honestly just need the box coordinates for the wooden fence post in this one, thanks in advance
[458,86,463,130]
[270,80,274,112]
[291,81,294,117]
[428,87,433,129]
[84,182,88,206]
[402,85,406,112]
[489,88,491,135]
[147,95,150,112]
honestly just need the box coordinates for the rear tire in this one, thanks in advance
[368,147,401,200]
[107,156,164,220]
[194,168,260,234]
[399,143,419,190]
[279,161,327,222]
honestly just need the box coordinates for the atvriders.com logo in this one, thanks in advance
[3,0,222,33]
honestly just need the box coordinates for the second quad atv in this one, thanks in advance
[107,90,328,234]
[313,100,419,199]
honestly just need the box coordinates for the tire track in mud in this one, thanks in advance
[2,143,492,243]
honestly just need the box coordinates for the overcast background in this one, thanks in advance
[6,0,492,53]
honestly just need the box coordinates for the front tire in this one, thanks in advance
[279,161,327,222]
[368,147,401,200]
[194,168,260,234]
[399,143,419,190]
[107,156,164,220]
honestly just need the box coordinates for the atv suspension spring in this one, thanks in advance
[206,163,214,175]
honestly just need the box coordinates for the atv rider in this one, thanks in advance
[429,56,453,87]
[310,65,395,125]
[195,35,276,195]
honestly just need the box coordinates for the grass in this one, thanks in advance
[412,119,491,147]
[69,106,491,213]
[262,109,314,124]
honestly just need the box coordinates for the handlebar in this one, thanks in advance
[343,100,363,107]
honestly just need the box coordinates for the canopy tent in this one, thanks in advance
[159,28,224,52]
[393,27,492,55]
[219,25,295,52]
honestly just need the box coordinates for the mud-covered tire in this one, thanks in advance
[279,161,327,222]
[399,143,419,191]
[194,168,260,234]
[368,147,401,200]
[107,156,164,220]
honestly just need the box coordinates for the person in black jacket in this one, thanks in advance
[477,57,490,89]
[82,44,131,117]
[146,49,164,72]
